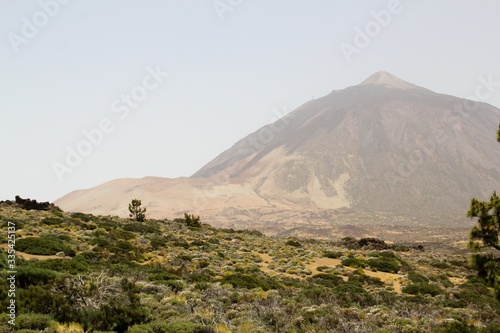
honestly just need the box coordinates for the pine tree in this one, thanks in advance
[467,122,500,299]
[184,213,201,228]
[128,199,146,222]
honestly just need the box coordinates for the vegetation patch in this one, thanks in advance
[402,282,442,296]
[2,199,500,332]
[221,274,281,291]
[16,236,75,256]
[341,257,367,269]
[367,258,401,273]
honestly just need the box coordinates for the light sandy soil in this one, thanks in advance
[255,253,403,294]
[306,257,402,293]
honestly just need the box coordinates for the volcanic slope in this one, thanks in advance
[56,71,500,236]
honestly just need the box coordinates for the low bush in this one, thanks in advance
[435,320,478,333]
[18,285,66,315]
[324,251,343,259]
[402,282,442,296]
[429,274,454,288]
[96,220,119,231]
[367,258,401,273]
[109,229,135,241]
[341,258,367,268]
[40,217,64,226]
[332,282,376,307]
[16,267,58,288]
[430,260,450,269]
[285,239,302,247]
[127,321,214,333]
[27,258,89,274]
[16,313,53,330]
[2,218,25,229]
[455,282,500,309]
[123,223,159,234]
[70,212,94,222]
[408,271,429,283]
[310,273,344,288]
[160,280,185,292]
[16,237,74,256]
[149,236,168,250]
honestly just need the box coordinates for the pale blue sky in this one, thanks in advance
[1,0,500,201]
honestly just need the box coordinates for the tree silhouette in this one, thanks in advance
[128,199,146,222]
[467,122,500,299]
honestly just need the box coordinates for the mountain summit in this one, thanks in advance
[359,71,418,89]
[56,72,500,237]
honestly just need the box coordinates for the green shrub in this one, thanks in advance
[123,223,159,234]
[160,280,185,292]
[17,285,69,316]
[109,229,135,241]
[435,320,478,333]
[27,258,89,274]
[194,282,211,291]
[311,273,344,288]
[149,236,168,250]
[90,236,110,247]
[40,217,64,226]
[341,237,360,250]
[455,282,500,308]
[430,260,450,269]
[285,239,302,247]
[188,270,216,283]
[2,219,24,229]
[440,298,467,309]
[173,239,190,249]
[375,251,398,259]
[127,321,214,333]
[324,251,343,259]
[341,258,367,268]
[332,282,376,307]
[408,271,429,283]
[402,283,442,296]
[109,240,135,254]
[221,274,280,291]
[430,274,454,288]
[70,212,94,222]
[16,313,53,330]
[96,220,119,231]
[367,258,401,273]
[16,267,57,288]
[16,237,74,256]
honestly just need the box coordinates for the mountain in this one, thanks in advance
[56,71,500,237]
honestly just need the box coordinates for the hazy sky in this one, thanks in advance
[1,0,500,202]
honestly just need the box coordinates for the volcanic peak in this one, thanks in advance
[360,71,418,90]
